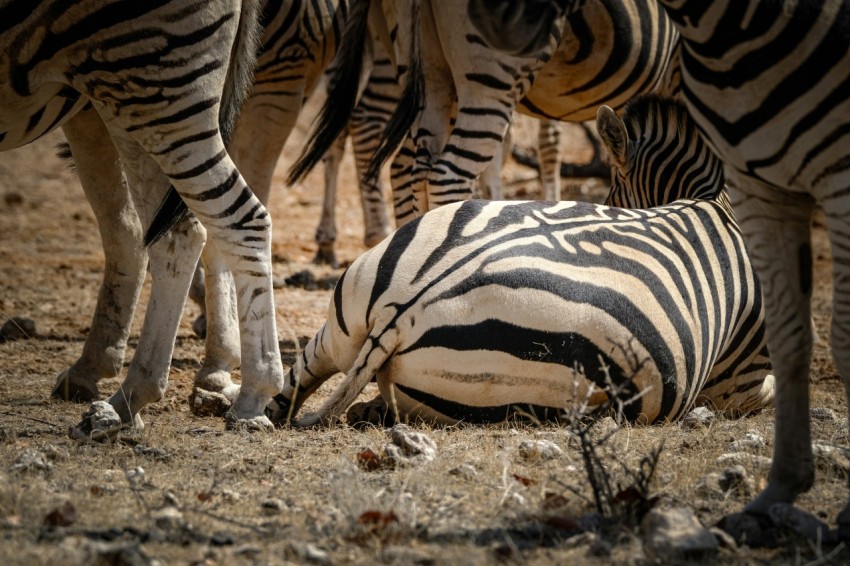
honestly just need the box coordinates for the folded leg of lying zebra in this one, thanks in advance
[266,94,775,428]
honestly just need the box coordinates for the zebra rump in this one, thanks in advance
[271,95,774,427]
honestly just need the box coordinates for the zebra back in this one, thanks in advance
[597,95,726,210]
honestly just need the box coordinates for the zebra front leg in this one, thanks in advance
[730,180,817,515]
[475,125,511,200]
[54,109,146,402]
[538,119,562,201]
[314,131,348,268]
[193,240,240,402]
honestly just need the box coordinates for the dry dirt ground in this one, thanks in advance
[0,115,848,565]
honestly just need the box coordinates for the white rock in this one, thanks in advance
[730,430,766,452]
[9,448,53,474]
[152,506,183,530]
[641,506,718,558]
[811,407,837,422]
[716,452,772,470]
[518,439,563,461]
[682,407,715,428]
[384,425,437,466]
[812,442,850,473]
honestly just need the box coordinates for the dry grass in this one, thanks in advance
[1,119,848,564]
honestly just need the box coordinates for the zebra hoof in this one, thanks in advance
[265,394,294,427]
[346,395,394,429]
[312,245,339,269]
[189,387,232,417]
[224,412,274,433]
[69,400,141,443]
[52,370,100,403]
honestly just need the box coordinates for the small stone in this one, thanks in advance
[716,452,772,470]
[124,467,145,490]
[641,506,718,559]
[381,546,434,565]
[811,407,838,422]
[190,388,232,418]
[152,506,184,530]
[0,316,36,342]
[695,473,724,497]
[69,401,124,443]
[43,501,76,528]
[518,439,563,461]
[682,407,715,428]
[768,503,835,544]
[812,442,850,474]
[10,448,53,474]
[83,541,152,566]
[730,431,766,452]
[384,425,437,466]
[290,542,332,565]
[448,463,478,479]
[261,498,285,516]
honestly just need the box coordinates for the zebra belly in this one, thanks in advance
[377,284,694,423]
[0,85,87,150]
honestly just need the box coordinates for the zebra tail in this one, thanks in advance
[144,0,263,247]
[287,0,371,185]
[363,1,423,183]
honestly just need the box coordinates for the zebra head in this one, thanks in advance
[597,95,726,209]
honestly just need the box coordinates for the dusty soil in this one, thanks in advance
[0,115,848,565]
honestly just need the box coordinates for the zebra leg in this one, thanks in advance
[476,126,510,200]
[188,260,207,338]
[538,120,562,201]
[350,102,392,247]
[53,109,146,402]
[296,323,398,427]
[391,136,421,227]
[314,131,348,268]
[193,240,240,401]
[730,180,817,514]
[821,207,850,536]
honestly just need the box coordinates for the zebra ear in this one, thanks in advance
[596,105,629,168]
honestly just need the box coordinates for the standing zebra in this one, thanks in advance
[289,0,679,225]
[468,0,850,535]
[3,0,285,434]
[267,95,773,428]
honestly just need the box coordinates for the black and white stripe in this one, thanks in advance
[468,0,850,532]
[289,0,680,226]
[268,94,773,427]
[2,0,285,433]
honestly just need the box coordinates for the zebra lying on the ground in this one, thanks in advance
[267,94,774,427]
[468,0,850,534]
[3,0,285,434]
[290,0,679,226]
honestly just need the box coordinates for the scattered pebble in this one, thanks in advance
[126,466,146,489]
[290,542,332,565]
[0,316,36,342]
[716,452,772,470]
[261,498,285,516]
[695,465,752,498]
[152,506,184,530]
[43,501,76,528]
[682,407,715,429]
[641,506,718,559]
[9,448,53,474]
[83,541,152,566]
[812,442,850,474]
[384,425,437,466]
[811,407,838,422]
[518,439,563,461]
[448,463,478,479]
[730,431,766,452]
